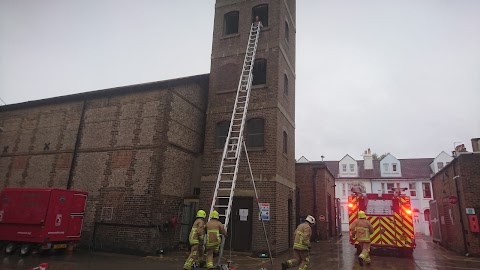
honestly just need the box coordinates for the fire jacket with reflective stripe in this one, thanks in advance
[205,219,227,247]
[189,218,205,245]
[351,218,374,242]
[293,222,312,250]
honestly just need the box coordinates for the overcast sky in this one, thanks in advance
[1,0,479,161]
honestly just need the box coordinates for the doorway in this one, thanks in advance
[224,197,253,251]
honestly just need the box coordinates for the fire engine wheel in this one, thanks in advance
[20,244,33,256]
[4,243,17,255]
[401,247,414,257]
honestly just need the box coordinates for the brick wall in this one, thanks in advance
[295,163,336,240]
[431,153,480,256]
[0,75,209,254]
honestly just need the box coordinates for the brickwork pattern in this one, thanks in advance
[431,153,480,256]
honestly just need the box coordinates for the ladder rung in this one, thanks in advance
[215,205,229,208]
[217,196,230,200]
[218,188,231,191]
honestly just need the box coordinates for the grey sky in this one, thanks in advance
[1,0,479,161]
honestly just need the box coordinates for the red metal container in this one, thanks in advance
[0,188,88,254]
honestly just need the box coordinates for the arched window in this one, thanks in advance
[224,11,239,35]
[246,118,264,147]
[283,131,288,154]
[252,4,268,27]
[215,121,229,149]
[252,58,267,85]
[285,21,289,43]
[284,74,289,96]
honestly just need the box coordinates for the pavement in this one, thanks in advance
[2,235,480,270]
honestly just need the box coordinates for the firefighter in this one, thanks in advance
[351,210,374,266]
[183,209,207,270]
[205,210,227,270]
[281,215,315,270]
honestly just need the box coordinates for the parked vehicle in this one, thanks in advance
[0,188,88,256]
[348,188,416,255]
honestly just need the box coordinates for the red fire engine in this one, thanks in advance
[348,188,416,255]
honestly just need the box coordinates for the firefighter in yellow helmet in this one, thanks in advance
[205,210,227,270]
[351,210,374,266]
[183,210,207,270]
[281,215,315,270]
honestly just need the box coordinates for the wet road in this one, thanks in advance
[2,236,480,270]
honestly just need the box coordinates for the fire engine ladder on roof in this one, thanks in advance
[207,21,272,268]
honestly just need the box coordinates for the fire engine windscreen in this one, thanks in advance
[365,199,393,215]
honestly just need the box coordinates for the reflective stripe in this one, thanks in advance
[294,231,309,250]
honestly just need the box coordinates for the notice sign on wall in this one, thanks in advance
[259,203,270,221]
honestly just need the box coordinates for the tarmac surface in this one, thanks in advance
[2,235,480,270]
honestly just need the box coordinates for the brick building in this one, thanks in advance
[295,160,336,241]
[430,139,480,256]
[0,0,298,255]
[0,76,209,254]
[199,0,297,255]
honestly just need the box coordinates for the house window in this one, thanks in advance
[387,183,394,193]
[409,183,417,197]
[342,183,346,196]
[422,183,432,198]
[224,11,239,35]
[283,74,288,96]
[349,164,355,172]
[252,58,267,85]
[383,163,389,172]
[246,118,264,147]
[215,121,229,149]
[285,21,289,43]
[252,4,268,27]
[392,163,397,172]
[342,164,347,172]
[437,162,444,170]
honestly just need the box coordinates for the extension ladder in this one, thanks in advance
[207,21,262,261]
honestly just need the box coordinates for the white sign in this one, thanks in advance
[239,209,249,221]
[466,208,476,215]
[259,203,270,221]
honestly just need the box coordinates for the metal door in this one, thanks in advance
[429,200,442,242]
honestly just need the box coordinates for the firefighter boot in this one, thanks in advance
[357,255,364,266]
[281,261,288,270]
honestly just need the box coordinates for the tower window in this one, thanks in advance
[285,21,289,43]
[215,121,229,149]
[252,4,268,27]
[246,118,264,147]
[252,58,267,85]
[283,131,288,154]
[284,74,288,96]
[224,11,239,35]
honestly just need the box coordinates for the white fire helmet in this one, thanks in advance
[305,215,316,225]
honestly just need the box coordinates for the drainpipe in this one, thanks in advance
[312,167,319,241]
[67,100,87,190]
[453,161,469,256]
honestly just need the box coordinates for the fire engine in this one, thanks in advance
[348,188,415,255]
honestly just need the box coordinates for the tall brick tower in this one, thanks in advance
[201,0,296,254]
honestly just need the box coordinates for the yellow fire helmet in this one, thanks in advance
[211,210,220,219]
[358,210,366,219]
[196,210,206,218]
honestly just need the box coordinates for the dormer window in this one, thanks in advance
[342,164,347,172]
[392,163,397,172]
[349,164,354,172]
[383,163,389,172]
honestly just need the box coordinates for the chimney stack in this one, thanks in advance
[364,148,373,170]
[472,138,480,152]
